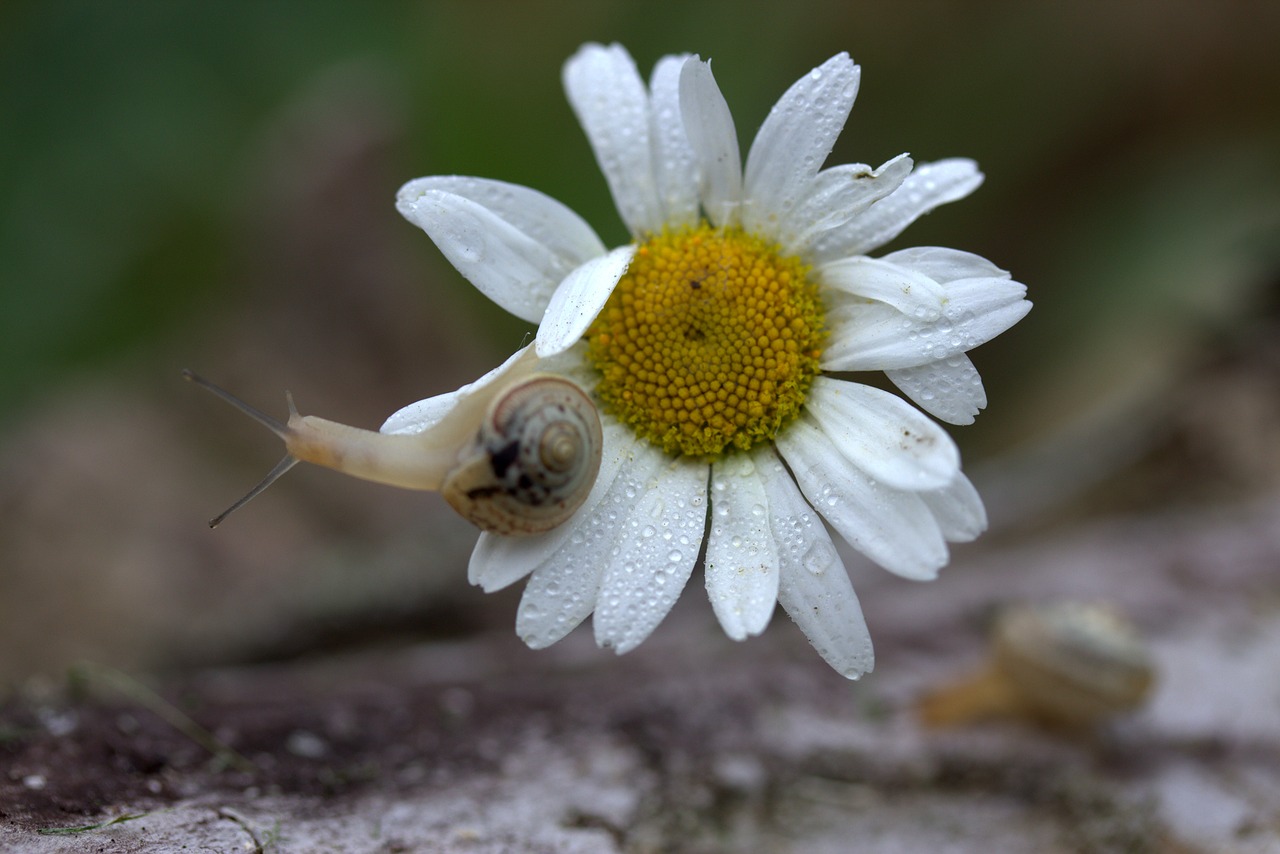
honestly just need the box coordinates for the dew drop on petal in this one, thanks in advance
[803,540,837,575]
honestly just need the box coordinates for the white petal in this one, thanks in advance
[784,154,913,256]
[809,159,984,262]
[922,472,987,542]
[536,245,636,357]
[593,453,709,654]
[705,453,780,641]
[880,246,1008,284]
[396,188,586,324]
[776,416,948,580]
[805,377,960,491]
[743,53,861,236]
[679,56,742,228]
[886,355,988,426]
[380,345,535,435]
[514,430,656,650]
[400,175,605,273]
[467,422,636,592]
[818,255,946,321]
[821,276,1031,371]
[759,452,874,679]
[563,43,663,235]
[648,54,700,229]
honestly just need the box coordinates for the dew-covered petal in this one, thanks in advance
[808,159,984,263]
[648,54,700,229]
[776,416,948,580]
[563,43,663,235]
[380,345,535,436]
[821,276,1031,371]
[593,454,709,654]
[805,377,960,491]
[467,421,636,592]
[921,471,987,543]
[885,355,988,425]
[515,432,661,650]
[396,188,591,325]
[536,245,636,357]
[743,54,860,237]
[818,255,945,321]
[399,175,605,281]
[880,246,1009,284]
[705,453,780,641]
[758,452,874,679]
[783,154,912,256]
[679,56,742,228]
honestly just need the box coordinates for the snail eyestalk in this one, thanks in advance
[182,369,289,438]
[183,370,302,527]
[207,455,299,528]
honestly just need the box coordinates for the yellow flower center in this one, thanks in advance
[586,223,825,459]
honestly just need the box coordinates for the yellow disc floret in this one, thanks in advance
[586,224,825,459]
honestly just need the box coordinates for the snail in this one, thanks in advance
[182,361,603,536]
[916,601,1156,730]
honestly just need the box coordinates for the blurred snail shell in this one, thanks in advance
[917,601,1156,730]
[442,375,603,535]
[183,365,603,536]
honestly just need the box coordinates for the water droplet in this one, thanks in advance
[803,541,837,574]
[641,524,657,539]
[668,549,683,563]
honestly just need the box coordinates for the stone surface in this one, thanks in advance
[4,490,1280,852]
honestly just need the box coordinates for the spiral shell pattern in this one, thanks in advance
[443,375,603,535]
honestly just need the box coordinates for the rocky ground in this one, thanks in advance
[3,479,1279,852]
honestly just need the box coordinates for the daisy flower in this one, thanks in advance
[386,44,1030,678]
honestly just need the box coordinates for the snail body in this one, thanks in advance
[917,602,1156,730]
[184,361,602,536]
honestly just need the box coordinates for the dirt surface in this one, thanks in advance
[4,485,1280,852]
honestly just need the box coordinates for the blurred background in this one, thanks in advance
[1,0,1277,686]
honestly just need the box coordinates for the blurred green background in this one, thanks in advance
[1,0,1277,682]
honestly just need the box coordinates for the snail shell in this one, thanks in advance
[442,374,603,535]
[918,601,1156,729]
[992,601,1155,726]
